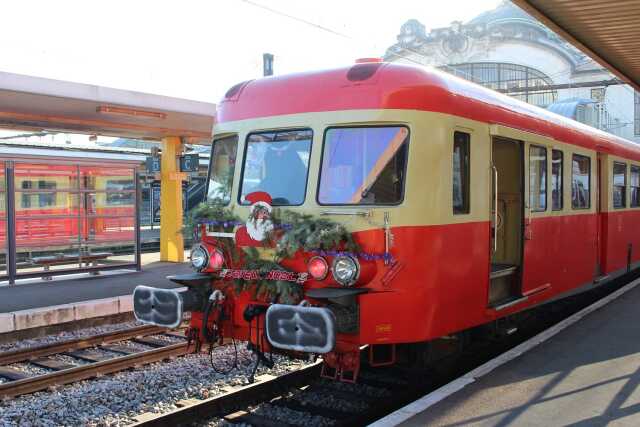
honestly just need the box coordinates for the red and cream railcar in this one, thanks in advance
[135,60,640,379]
[0,164,135,250]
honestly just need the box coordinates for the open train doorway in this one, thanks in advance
[489,137,524,307]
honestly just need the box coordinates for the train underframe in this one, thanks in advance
[133,271,534,383]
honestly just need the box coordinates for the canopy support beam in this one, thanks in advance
[160,136,185,262]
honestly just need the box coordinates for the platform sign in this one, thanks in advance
[180,154,199,172]
[151,181,189,224]
[146,156,161,174]
[151,183,161,224]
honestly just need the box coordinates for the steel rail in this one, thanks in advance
[0,324,167,365]
[0,342,190,399]
[130,362,323,427]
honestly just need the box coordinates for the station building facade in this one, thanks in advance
[384,1,640,144]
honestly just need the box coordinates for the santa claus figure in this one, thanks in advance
[235,191,274,247]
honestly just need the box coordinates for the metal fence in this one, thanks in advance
[0,159,141,284]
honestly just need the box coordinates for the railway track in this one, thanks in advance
[0,324,190,399]
[129,358,427,427]
[128,272,640,427]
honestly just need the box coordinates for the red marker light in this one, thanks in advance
[307,256,329,280]
[210,249,225,270]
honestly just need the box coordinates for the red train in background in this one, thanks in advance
[0,163,135,252]
[135,60,640,381]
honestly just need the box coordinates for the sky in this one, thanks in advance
[0,0,501,104]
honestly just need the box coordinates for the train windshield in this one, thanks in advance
[318,126,409,205]
[239,129,312,206]
[207,135,238,204]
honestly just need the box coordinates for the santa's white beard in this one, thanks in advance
[246,219,274,242]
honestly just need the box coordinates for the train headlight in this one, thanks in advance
[190,245,209,271]
[332,255,360,287]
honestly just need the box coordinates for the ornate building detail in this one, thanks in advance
[384,1,639,142]
[385,1,594,74]
[442,21,469,55]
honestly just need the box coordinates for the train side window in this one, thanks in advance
[21,181,32,208]
[552,149,563,210]
[631,165,640,207]
[529,145,547,212]
[37,180,57,207]
[21,194,31,209]
[613,162,627,209]
[452,131,470,214]
[572,154,591,209]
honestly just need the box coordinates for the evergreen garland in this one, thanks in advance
[184,202,243,263]
[185,203,360,304]
[233,249,303,305]
[184,202,240,235]
[271,210,360,259]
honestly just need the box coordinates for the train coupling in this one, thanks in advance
[321,349,361,383]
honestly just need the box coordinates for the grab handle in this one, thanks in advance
[492,164,498,253]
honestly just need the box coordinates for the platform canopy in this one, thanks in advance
[0,71,216,144]
[512,0,640,92]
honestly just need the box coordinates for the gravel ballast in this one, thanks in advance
[0,343,309,426]
[0,321,145,353]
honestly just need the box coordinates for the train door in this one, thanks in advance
[85,192,97,241]
[489,137,524,307]
[595,153,604,278]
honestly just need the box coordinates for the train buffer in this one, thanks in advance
[29,252,113,280]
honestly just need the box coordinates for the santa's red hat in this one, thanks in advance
[245,191,272,212]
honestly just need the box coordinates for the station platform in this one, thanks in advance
[375,279,640,427]
[0,252,191,335]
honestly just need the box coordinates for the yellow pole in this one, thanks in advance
[160,136,185,262]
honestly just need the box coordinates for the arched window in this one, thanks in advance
[440,62,558,108]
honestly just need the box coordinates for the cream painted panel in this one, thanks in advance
[215,111,608,232]
[214,109,492,232]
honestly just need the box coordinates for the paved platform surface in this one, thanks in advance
[0,260,190,313]
[396,283,640,427]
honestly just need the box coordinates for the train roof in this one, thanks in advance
[217,61,640,161]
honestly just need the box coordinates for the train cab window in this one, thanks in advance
[453,132,470,214]
[318,126,409,205]
[208,135,238,204]
[613,162,627,209]
[240,129,312,206]
[572,154,591,209]
[631,165,640,207]
[552,150,563,210]
[529,145,547,212]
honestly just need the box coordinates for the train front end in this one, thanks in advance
[133,65,421,382]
